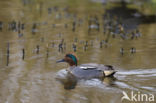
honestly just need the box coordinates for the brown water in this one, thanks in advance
[0,0,156,103]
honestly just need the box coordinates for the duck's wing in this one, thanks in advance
[98,65,114,70]
[80,63,99,70]
[80,64,114,70]
[79,66,97,70]
[71,66,103,79]
[81,64,116,76]
[78,64,116,77]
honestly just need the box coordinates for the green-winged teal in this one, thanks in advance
[57,53,116,79]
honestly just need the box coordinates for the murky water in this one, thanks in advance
[0,0,156,103]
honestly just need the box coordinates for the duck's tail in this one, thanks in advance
[103,70,117,77]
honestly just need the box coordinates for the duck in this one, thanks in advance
[56,53,116,79]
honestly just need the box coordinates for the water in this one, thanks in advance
[0,0,156,103]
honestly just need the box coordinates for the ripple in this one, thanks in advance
[117,68,156,75]
[141,86,156,92]
[114,81,138,91]
[79,79,103,87]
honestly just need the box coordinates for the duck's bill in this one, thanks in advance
[56,59,65,63]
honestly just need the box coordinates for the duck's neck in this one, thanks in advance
[69,65,76,71]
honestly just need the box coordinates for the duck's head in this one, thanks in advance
[57,53,78,66]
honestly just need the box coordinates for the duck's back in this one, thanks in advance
[71,63,116,79]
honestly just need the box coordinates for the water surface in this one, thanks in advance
[0,0,156,103]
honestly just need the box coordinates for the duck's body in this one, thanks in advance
[57,54,116,79]
[68,63,115,79]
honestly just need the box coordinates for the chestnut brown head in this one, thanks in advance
[57,54,78,66]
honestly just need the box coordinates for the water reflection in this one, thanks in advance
[0,0,156,103]
[56,70,78,89]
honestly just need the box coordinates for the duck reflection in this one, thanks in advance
[56,72,77,90]
[102,76,117,86]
